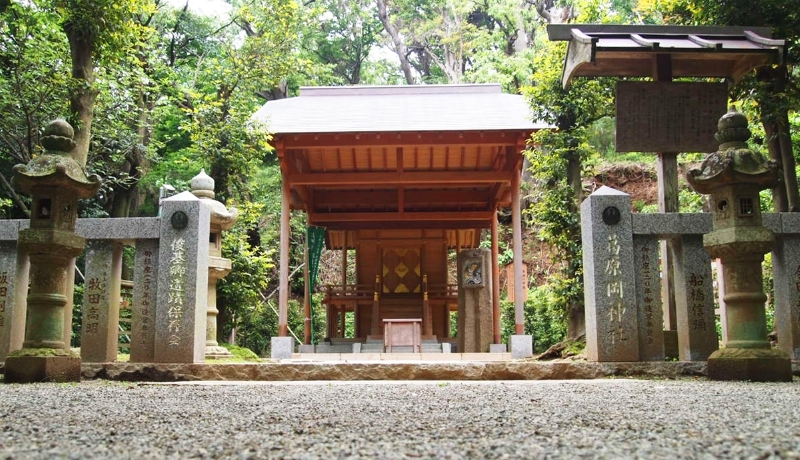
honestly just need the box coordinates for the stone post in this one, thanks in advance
[0,239,29,362]
[129,239,159,363]
[456,248,493,353]
[4,120,100,383]
[632,235,664,361]
[153,191,210,364]
[189,170,238,359]
[672,235,717,361]
[772,213,800,360]
[580,186,639,362]
[686,110,791,381]
[80,240,123,362]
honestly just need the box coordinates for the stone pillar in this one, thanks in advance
[154,191,210,364]
[773,222,800,360]
[581,186,639,362]
[81,240,123,363]
[130,239,159,363]
[190,170,238,359]
[633,236,664,361]
[672,235,717,361]
[686,110,791,381]
[0,241,29,361]
[4,120,100,383]
[456,249,493,353]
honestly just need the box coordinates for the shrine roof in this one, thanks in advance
[547,24,785,88]
[252,84,548,134]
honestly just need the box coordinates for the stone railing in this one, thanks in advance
[0,192,212,364]
[582,186,800,362]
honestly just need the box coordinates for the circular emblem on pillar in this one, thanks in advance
[602,206,621,225]
[171,211,189,229]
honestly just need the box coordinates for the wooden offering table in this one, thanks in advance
[383,319,422,353]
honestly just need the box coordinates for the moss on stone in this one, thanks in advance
[7,348,80,358]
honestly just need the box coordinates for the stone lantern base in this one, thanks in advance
[205,345,233,359]
[4,352,81,383]
[707,347,792,382]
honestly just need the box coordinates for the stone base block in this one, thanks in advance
[298,344,316,354]
[4,356,81,383]
[205,345,233,359]
[510,335,533,359]
[441,343,452,354]
[271,337,295,359]
[664,330,679,361]
[707,347,792,382]
[490,344,507,353]
[352,343,362,353]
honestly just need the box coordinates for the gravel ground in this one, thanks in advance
[0,378,799,459]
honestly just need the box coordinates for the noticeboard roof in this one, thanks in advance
[547,25,786,88]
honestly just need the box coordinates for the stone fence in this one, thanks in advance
[582,186,800,362]
[0,192,211,364]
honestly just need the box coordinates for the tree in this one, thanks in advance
[0,2,71,216]
[656,0,800,212]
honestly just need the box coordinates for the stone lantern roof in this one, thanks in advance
[686,110,780,195]
[190,169,238,230]
[12,119,101,198]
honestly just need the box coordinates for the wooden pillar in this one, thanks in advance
[303,235,311,344]
[512,171,525,334]
[341,245,349,338]
[654,54,679,332]
[278,178,290,337]
[491,209,501,344]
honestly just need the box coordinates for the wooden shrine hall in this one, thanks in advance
[252,84,548,353]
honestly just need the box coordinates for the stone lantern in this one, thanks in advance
[686,110,791,381]
[4,119,100,383]
[190,170,238,358]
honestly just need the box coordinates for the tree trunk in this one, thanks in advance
[64,22,97,167]
[376,0,416,84]
[566,149,584,340]
[762,118,788,212]
[778,109,799,211]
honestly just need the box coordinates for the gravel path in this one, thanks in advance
[0,379,799,459]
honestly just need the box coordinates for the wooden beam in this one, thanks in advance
[311,211,493,223]
[277,131,531,149]
[316,220,490,231]
[313,190,493,207]
[289,170,510,186]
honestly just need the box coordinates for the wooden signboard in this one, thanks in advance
[615,82,727,153]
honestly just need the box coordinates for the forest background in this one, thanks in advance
[0,0,797,356]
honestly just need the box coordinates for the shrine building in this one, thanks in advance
[252,84,548,355]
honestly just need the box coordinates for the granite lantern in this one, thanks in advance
[686,110,792,381]
[4,119,100,383]
[190,170,238,358]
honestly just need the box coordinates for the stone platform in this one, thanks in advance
[78,360,716,382]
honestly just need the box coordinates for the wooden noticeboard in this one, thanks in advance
[615,82,727,153]
[505,264,528,303]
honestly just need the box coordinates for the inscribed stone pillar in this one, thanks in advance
[457,248,493,353]
[154,192,210,364]
[0,242,29,361]
[672,235,718,361]
[633,235,664,361]
[580,186,639,362]
[129,239,159,363]
[81,240,123,363]
[773,227,800,360]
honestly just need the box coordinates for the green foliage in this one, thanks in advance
[500,285,567,353]
[220,344,261,361]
